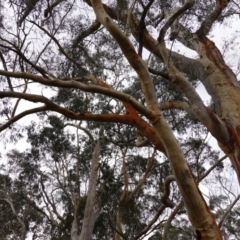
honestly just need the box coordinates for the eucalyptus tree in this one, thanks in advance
[0,113,181,240]
[0,0,240,239]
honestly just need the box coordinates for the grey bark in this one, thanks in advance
[76,130,103,240]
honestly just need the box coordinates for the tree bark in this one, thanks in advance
[77,132,102,240]
[90,0,223,239]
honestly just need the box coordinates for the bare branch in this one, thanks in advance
[162,201,184,240]
[0,38,52,79]
[197,0,230,38]
[0,91,139,129]
[157,3,230,145]
[0,106,48,132]
[79,131,102,240]
[0,51,13,91]
[161,175,176,208]
[148,67,169,79]
[158,0,195,42]
[72,20,101,48]
[199,155,227,182]
[44,0,64,17]
[121,148,129,196]
[30,21,82,67]
[159,101,191,112]
[18,0,40,26]
[218,194,240,229]
[65,123,95,144]
[11,79,28,117]
[129,153,156,199]
[0,70,152,119]
[138,0,154,57]
[125,0,137,36]
[40,177,65,222]
[133,204,166,240]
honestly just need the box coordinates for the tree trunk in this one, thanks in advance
[78,134,102,240]
[90,1,223,239]
[197,36,240,183]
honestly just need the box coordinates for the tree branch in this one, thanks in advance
[65,123,95,144]
[129,153,156,199]
[0,106,48,132]
[133,204,166,240]
[199,155,227,182]
[0,51,13,91]
[0,70,152,119]
[72,20,101,48]
[218,194,240,229]
[161,175,175,208]
[40,177,64,222]
[162,201,184,240]
[0,91,139,127]
[18,0,40,26]
[79,131,102,240]
[0,35,56,79]
[157,2,230,144]
[197,0,230,38]
[159,101,191,112]
[30,21,83,68]
[44,0,64,17]
[137,0,154,57]
[148,67,169,79]
[158,0,195,42]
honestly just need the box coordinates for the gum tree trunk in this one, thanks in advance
[90,0,223,239]
[77,134,102,240]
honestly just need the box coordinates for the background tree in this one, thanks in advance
[0,0,240,239]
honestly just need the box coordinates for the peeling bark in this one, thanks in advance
[90,0,223,238]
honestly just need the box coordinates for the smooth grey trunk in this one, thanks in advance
[77,135,102,240]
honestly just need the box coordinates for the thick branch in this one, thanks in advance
[161,175,175,208]
[197,0,230,38]
[157,4,230,144]
[148,67,169,79]
[159,101,191,112]
[158,0,195,42]
[0,70,152,118]
[90,1,223,238]
[86,0,206,82]
[90,0,159,113]
[0,91,137,125]
[72,20,101,48]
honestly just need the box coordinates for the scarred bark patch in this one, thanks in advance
[221,120,240,182]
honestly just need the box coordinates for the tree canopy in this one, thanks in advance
[0,0,240,239]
